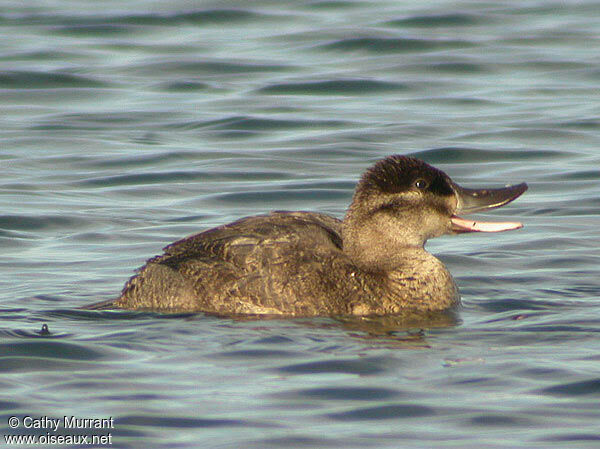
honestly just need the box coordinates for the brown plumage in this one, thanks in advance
[90,155,527,316]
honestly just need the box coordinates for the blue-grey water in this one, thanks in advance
[2,1,600,448]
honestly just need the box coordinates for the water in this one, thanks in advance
[1,0,600,447]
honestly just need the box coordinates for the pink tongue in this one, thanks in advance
[451,215,523,233]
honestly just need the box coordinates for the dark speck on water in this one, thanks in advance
[37,324,50,336]
[2,1,600,448]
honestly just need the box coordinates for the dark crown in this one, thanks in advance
[358,155,454,197]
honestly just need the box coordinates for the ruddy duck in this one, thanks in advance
[90,155,527,316]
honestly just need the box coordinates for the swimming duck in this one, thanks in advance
[95,155,527,316]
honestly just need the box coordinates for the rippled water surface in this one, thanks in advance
[2,1,600,447]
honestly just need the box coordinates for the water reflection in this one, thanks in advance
[203,308,459,347]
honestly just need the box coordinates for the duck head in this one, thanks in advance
[342,155,527,268]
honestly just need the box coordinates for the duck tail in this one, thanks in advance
[79,298,117,310]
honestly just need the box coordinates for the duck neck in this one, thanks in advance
[341,208,426,272]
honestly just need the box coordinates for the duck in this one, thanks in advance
[88,155,527,316]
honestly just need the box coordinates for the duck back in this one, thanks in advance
[116,211,364,315]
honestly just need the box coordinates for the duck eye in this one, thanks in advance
[414,179,428,190]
